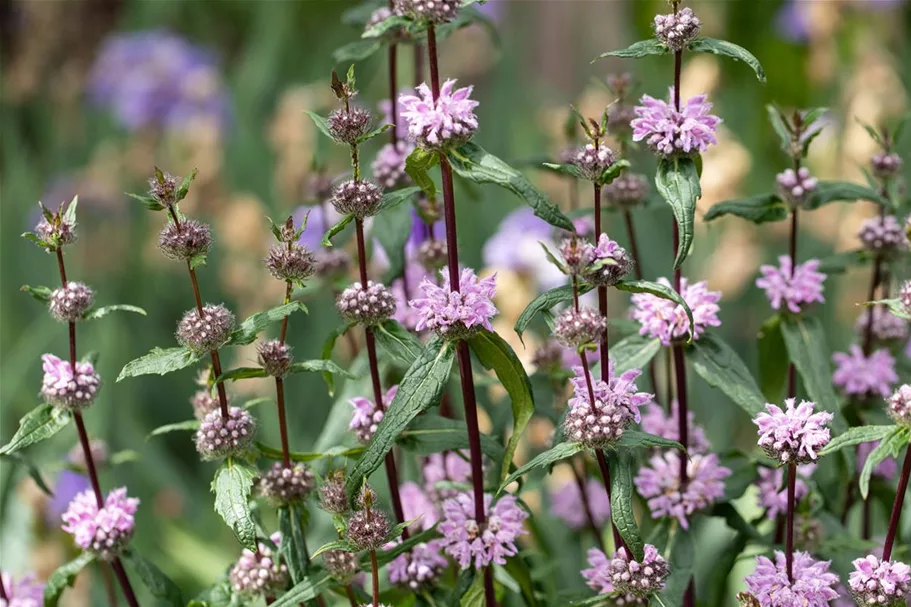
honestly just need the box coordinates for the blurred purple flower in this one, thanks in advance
[774,1,811,43]
[857,440,898,478]
[400,481,439,531]
[47,469,92,528]
[88,30,229,133]
[0,570,44,605]
[61,487,139,560]
[349,385,398,443]
[640,400,710,453]
[423,451,472,500]
[832,345,898,398]
[755,464,815,519]
[549,478,610,530]
[482,207,566,292]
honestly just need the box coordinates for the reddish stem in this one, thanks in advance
[110,558,140,607]
[883,446,911,561]
[570,461,605,550]
[785,463,796,582]
[370,549,380,607]
[345,585,359,607]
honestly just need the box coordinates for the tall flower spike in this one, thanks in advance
[582,234,632,287]
[743,551,839,607]
[195,407,256,460]
[410,268,498,340]
[753,398,832,465]
[48,282,94,322]
[399,80,479,149]
[40,354,101,411]
[832,345,898,399]
[229,532,290,597]
[631,277,720,345]
[653,7,701,51]
[755,256,826,314]
[631,90,721,156]
[61,487,139,560]
[634,452,729,529]
[438,493,528,569]
[887,384,911,427]
[848,555,911,607]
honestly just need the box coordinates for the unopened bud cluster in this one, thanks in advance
[328,107,373,145]
[554,306,607,348]
[258,462,314,504]
[176,304,235,353]
[229,533,289,597]
[604,174,650,209]
[149,172,179,207]
[324,549,359,583]
[653,7,701,51]
[871,152,903,179]
[337,281,396,326]
[331,179,383,218]
[563,391,637,449]
[34,211,77,249]
[158,219,212,261]
[858,215,908,254]
[319,470,350,514]
[417,240,448,270]
[559,238,590,276]
[195,407,256,460]
[49,282,94,322]
[40,354,101,411]
[570,144,616,183]
[776,168,818,206]
[258,339,293,377]
[394,0,458,24]
[265,243,315,283]
[608,545,670,596]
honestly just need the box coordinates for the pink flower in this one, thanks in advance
[372,141,414,189]
[399,79,479,149]
[848,555,911,607]
[832,345,898,398]
[387,539,448,591]
[755,256,826,314]
[400,481,439,531]
[40,353,101,410]
[549,478,611,530]
[349,385,398,443]
[857,441,898,478]
[229,532,289,597]
[61,487,139,560]
[640,400,711,453]
[634,452,729,529]
[1,570,44,606]
[887,384,911,427]
[410,268,498,339]
[631,90,721,156]
[423,451,473,500]
[631,277,721,346]
[753,398,832,465]
[755,464,815,519]
[438,493,527,569]
[744,551,839,607]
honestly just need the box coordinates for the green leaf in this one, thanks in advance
[860,427,908,499]
[804,181,891,210]
[616,280,694,340]
[372,526,441,567]
[176,168,198,203]
[189,253,208,269]
[320,323,352,397]
[608,450,645,561]
[498,442,584,493]
[514,284,594,344]
[379,186,422,212]
[21,284,53,303]
[215,367,269,383]
[362,14,411,38]
[288,359,357,379]
[468,329,536,481]
[148,419,199,438]
[616,430,684,452]
[278,504,309,584]
[460,573,486,607]
[757,315,788,403]
[447,142,576,232]
[257,442,364,463]
[270,574,332,607]
[688,333,766,416]
[595,39,668,60]
[710,503,763,541]
[655,156,701,268]
[304,110,333,140]
[780,315,845,431]
[704,193,789,224]
[356,123,394,144]
[117,347,202,381]
[399,415,505,463]
[374,194,413,282]
[609,334,661,375]
[766,104,794,154]
[0,404,70,456]
[865,298,911,320]
[322,214,355,248]
[820,425,895,456]
[655,528,693,607]
[374,319,425,368]
[311,539,356,559]
[816,249,872,274]
[62,195,79,224]
[5,452,54,496]
[124,550,183,606]
[82,304,147,321]
[43,552,95,607]
[229,301,308,346]
[211,458,258,550]
[127,192,166,211]
[332,39,383,63]
[405,148,440,198]
[503,553,542,607]
[687,37,766,82]
[541,162,584,179]
[598,159,631,186]
[345,338,456,499]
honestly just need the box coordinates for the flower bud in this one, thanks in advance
[336,281,396,326]
[554,307,607,348]
[328,107,373,145]
[176,304,236,353]
[331,180,383,219]
[258,339,293,377]
[319,470,349,514]
[570,144,616,183]
[871,152,903,179]
[653,7,701,52]
[858,215,908,254]
[608,544,670,597]
[258,462,314,505]
[265,243,315,283]
[40,354,101,411]
[323,550,359,584]
[48,282,94,322]
[148,171,179,207]
[230,533,289,597]
[157,219,213,261]
[195,407,256,460]
[776,168,818,207]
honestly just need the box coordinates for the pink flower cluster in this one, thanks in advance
[634,452,729,529]
[848,555,911,607]
[631,90,721,156]
[61,487,139,560]
[40,353,101,411]
[582,544,669,598]
[410,268,498,339]
[832,345,898,398]
[349,385,398,443]
[753,399,832,465]
[755,256,826,314]
[438,493,528,569]
[744,551,839,607]
[399,80,479,149]
[631,277,721,345]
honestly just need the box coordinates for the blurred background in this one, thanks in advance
[2,0,911,604]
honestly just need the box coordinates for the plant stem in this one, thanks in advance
[426,22,494,606]
[785,462,796,583]
[370,549,380,607]
[569,461,605,550]
[110,558,139,607]
[276,279,294,468]
[882,446,911,561]
[0,576,8,602]
[345,585,359,607]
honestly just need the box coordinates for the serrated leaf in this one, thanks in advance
[819,425,895,456]
[345,338,455,499]
[124,550,183,606]
[595,38,668,60]
[655,156,701,268]
[688,333,766,416]
[757,315,788,403]
[374,194,413,282]
[270,573,332,607]
[229,301,308,346]
[126,192,166,211]
[804,181,891,210]
[21,284,52,303]
[616,430,684,452]
[82,304,147,321]
[399,414,505,462]
[816,249,872,274]
[148,419,200,439]
[514,284,594,344]
[446,142,576,232]
[780,315,845,431]
[687,37,766,82]
[609,333,662,375]
[278,504,309,584]
[498,442,584,493]
[289,359,357,379]
[704,193,789,224]
[0,404,70,456]
[43,552,95,607]
[311,539,356,559]
[616,280,694,340]
[215,367,268,383]
[860,427,908,499]
[322,214,355,248]
[468,330,535,481]
[405,148,440,198]
[211,458,257,550]
[304,110,333,140]
[374,319,424,368]
[608,450,645,561]
[117,347,202,381]
[379,186,422,212]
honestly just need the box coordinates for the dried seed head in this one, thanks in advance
[195,407,256,460]
[394,0,458,24]
[257,462,314,505]
[871,152,903,179]
[346,508,392,551]
[330,179,383,218]
[319,470,350,514]
[328,107,373,145]
[48,282,95,322]
[554,306,607,348]
[314,249,352,281]
[336,281,397,326]
[176,304,236,353]
[257,339,293,377]
[653,7,701,52]
[191,389,219,420]
[323,549,359,584]
[604,173,650,209]
[40,354,101,411]
[416,240,448,271]
[148,171,179,207]
[157,219,213,261]
[265,243,315,283]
